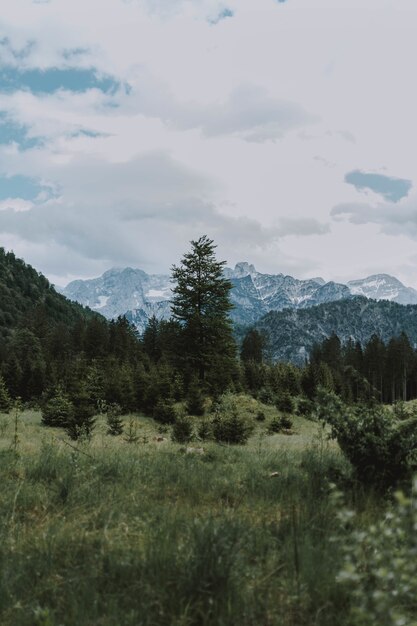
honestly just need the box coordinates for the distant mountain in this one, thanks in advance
[62,262,417,332]
[225,262,351,325]
[347,274,417,305]
[254,297,417,364]
[62,267,172,329]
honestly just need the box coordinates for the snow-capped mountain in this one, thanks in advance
[62,267,172,326]
[61,263,417,332]
[347,274,417,306]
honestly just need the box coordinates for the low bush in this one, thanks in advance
[267,414,293,434]
[211,395,252,445]
[335,478,417,626]
[275,392,295,414]
[106,403,124,436]
[317,389,417,488]
[172,415,193,444]
[154,399,177,424]
[41,388,74,427]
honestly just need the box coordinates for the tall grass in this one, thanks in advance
[0,411,386,626]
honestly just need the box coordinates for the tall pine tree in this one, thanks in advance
[171,236,236,388]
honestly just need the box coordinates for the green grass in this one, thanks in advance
[0,399,384,626]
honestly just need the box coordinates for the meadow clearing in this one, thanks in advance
[0,397,406,626]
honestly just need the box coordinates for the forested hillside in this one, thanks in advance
[0,248,143,404]
[256,296,417,363]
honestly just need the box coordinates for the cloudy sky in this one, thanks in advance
[1,0,417,287]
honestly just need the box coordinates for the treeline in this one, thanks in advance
[308,332,417,403]
[2,243,417,420]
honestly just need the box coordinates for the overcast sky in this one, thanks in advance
[1,0,417,287]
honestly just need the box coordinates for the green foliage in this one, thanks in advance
[124,418,139,443]
[258,387,276,405]
[256,410,266,422]
[296,397,314,417]
[197,418,213,440]
[41,388,74,427]
[0,375,11,413]
[335,479,417,626]
[65,387,96,441]
[106,403,124,436]
[171,235,237,387]
[317,389,417,487]
[267,414,293,434]
[153,399,177,424]
[171,414,193,444]
[275,391,295,414]
[240,328,264,363]
[211,395,252,444]
[186,378,205,416]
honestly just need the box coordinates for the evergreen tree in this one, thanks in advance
[106,403,124,436]
[171,235,236,386]
[240,329,264,363]
[186,377,205,416]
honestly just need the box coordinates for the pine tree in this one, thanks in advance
[106,403,124,436]
[240,329,264,363]
[171,235,236,387]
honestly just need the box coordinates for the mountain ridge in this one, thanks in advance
[62,262,417,332]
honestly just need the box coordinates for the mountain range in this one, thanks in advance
[61,262,417,331]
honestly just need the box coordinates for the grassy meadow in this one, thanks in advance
[0,397,390,626]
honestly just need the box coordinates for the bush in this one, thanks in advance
[267,414,293,434]
[258,387,275,405]
[256,410,266,422]
[106,403,124,436]
[317,389,417,487]
[297,397,314,417]
[172,415,193,444]
[275,391,295,414]
[0,375,11,413]
[41,388,74,427]
[211,395,252,445]
[335,479,417,626]
[197,419,212,440]
[65,388,96,441]
[154,399,177,424]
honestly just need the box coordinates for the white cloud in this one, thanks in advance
[0,0,416,286]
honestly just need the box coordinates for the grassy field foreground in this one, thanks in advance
[0,400,381,626]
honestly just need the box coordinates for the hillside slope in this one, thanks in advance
[255,297,417,363]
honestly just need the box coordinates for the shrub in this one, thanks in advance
[65,388,96,441]
[153,399,177,424]
[211,395,252,445]
[335,479,417,626]
[197,419,212,440]
[41,388,74,427]
[124,418,139,443]
[275,391,295,414]
[267,414,293,434]
[256,410,266,422]
[258,387,275,405]
[106,403,124,436]
[317,389,417,487]
[172,415,193,444]
[0,375,11,413]
[297,397,314,417]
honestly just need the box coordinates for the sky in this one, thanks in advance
[1,0,417,288]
